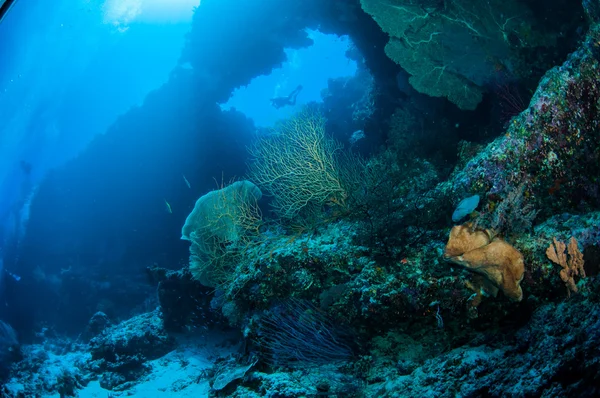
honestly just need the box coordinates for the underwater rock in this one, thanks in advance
[80,311,111,342]
[98,371,127,391]
[148,266,218,332]
[446,23,600,217]
[88,309,175,389]
[584,0,600,23]
[211,357,258,393]
[213,220,376,327]
[369,295,600,397]
[1,338,92,398]
[226,367,363,397]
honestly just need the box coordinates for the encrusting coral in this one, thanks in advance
[546,237,586,296]
[444,223,525,303]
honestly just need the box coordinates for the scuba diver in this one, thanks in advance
[270,85,303,109]
[0,0,18,23]
[0,160,33,271]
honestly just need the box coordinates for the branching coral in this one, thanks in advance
[248,107,365,220]
[546,237,586,296]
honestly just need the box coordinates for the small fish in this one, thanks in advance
[7,271,21,281]
[164,199,172,214]
[182,174,191,189]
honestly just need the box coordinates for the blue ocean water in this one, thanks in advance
[1,0,599,397]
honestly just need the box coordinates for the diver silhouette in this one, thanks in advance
[270,85,303,109]
[20,160,32,176]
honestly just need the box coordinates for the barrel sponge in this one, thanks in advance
[181,180,262,243]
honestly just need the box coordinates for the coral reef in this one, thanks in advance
[360,0,554,109]
[186,21,600,397]
[88,310,175,390]
[1,337,93,398]
[148,266,220,333]
[367,294,600,397]
[445,24,600,219]
[4,2,600,398]
[546,237,586,295]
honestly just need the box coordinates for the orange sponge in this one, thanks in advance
[444,222,492,257]
[444,223,525,302]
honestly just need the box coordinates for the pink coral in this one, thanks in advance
[546,237,586,296]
